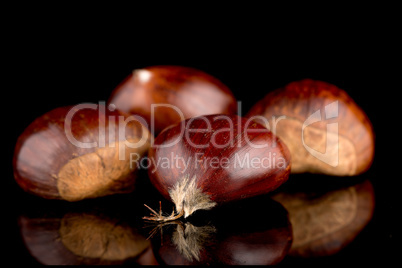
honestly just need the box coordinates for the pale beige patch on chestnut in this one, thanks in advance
[263,118,357,176]
[57,138,150,201]
[59,213,149,260]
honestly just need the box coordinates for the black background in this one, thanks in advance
[4,8,398,266]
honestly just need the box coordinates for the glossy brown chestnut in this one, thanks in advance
[108,65,238,135]
[13,105,151,201]
[247,79,375,176]
[145,114,291,220]
[150,196,292,265]
[272,179,375,257]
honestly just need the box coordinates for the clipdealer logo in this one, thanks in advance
[61,100,340,168]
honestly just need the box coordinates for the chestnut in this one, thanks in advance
[272,179,375,258]
[150,195,292,265]
[144,114,291,220]
[13,104,151,201]
[108,65,238,135]
[246,79,375,176]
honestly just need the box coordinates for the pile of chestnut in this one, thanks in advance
[13,65,375,265]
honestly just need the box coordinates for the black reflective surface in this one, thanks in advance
[14,173,159,265]
[8,170,383,266]
[13,173,294,266]
[150,196,292,265]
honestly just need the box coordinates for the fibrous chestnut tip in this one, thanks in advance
[143,202,184,222]
[143,175,217,222]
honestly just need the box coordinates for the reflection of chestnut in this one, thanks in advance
[150,195,292,265]
[135,246,159,265]
[18,209,151,265]
[13,105,151,201]
[108,66,238,134]
[272,179,374,257]
[247,79,375,176]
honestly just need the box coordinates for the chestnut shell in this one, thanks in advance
[247,79,375,176]
[148,114,291,206]
[108,65,238,134]
[13,105,151,201]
